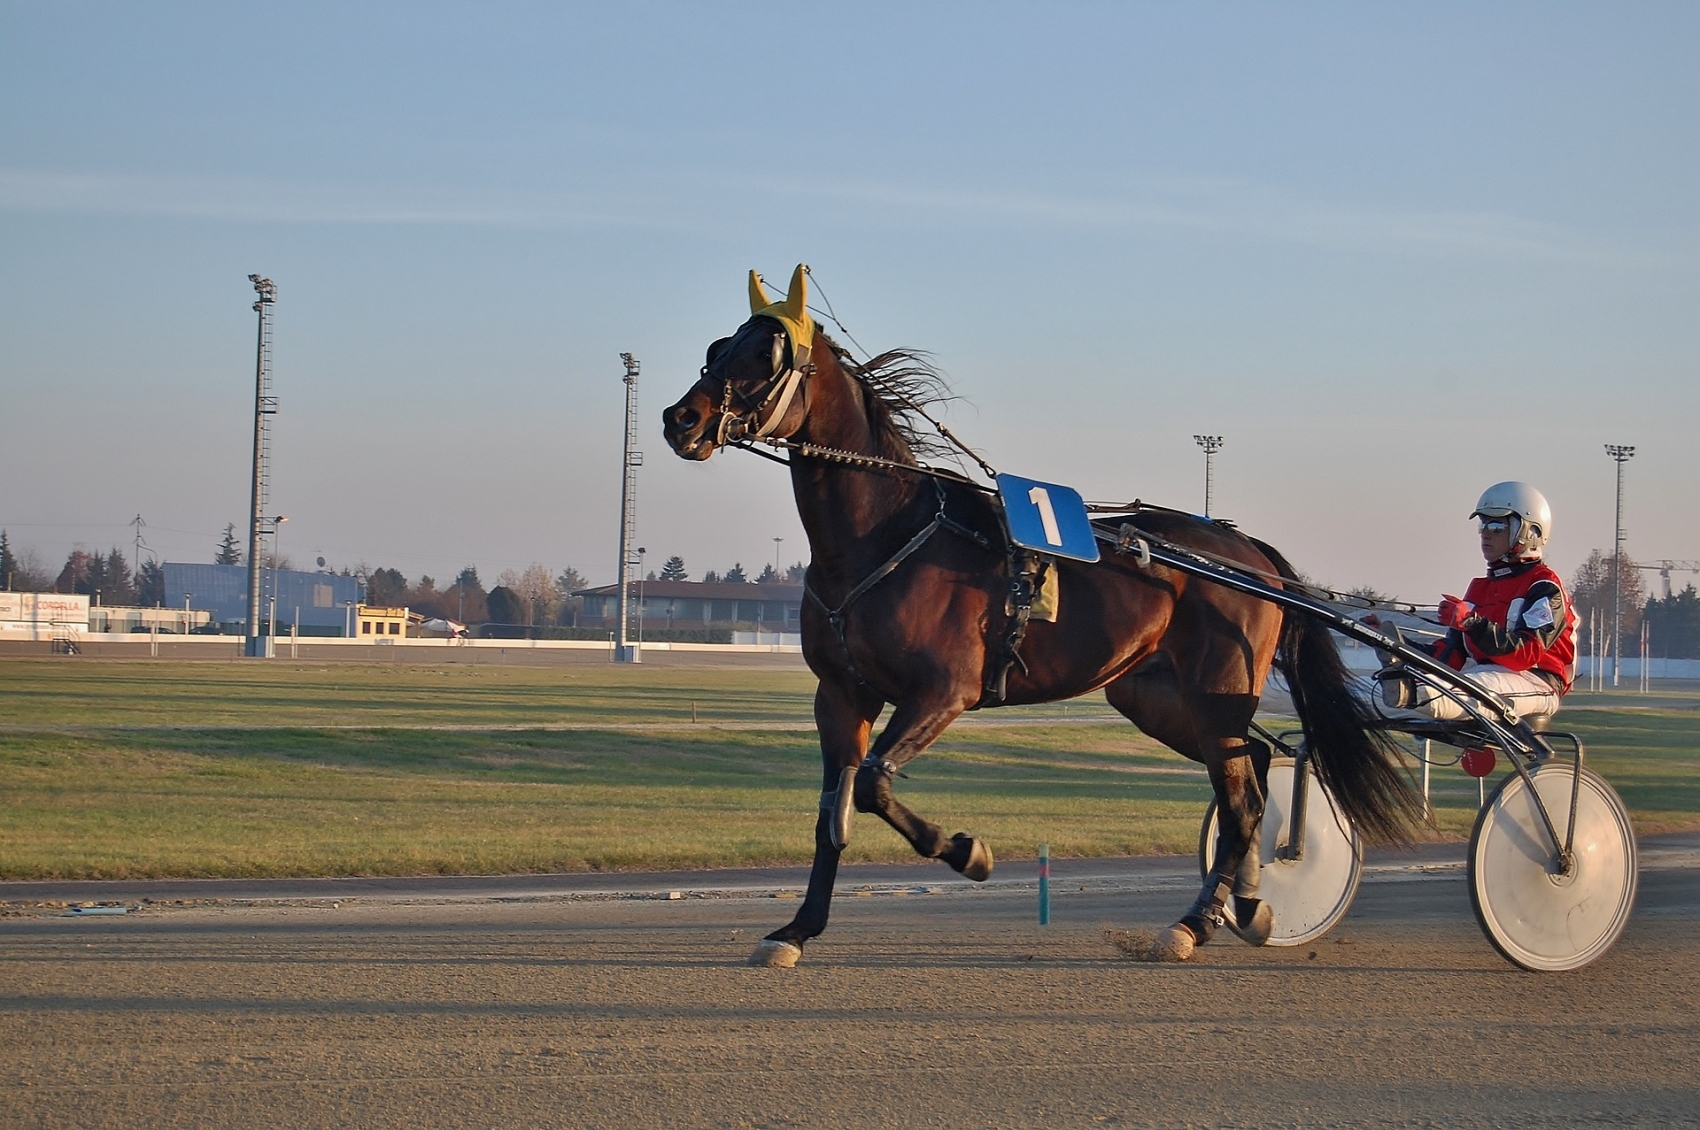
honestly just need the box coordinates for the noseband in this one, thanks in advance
[709,320,813,446]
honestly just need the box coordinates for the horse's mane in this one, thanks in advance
[819,334,956,463]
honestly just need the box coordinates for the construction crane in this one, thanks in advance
[1635,560,1700,600]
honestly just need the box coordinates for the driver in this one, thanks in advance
[1377,481,1575,723]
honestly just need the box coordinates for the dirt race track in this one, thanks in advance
[4,838,1699,1129]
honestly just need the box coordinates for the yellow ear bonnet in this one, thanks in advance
[745,264,815,355]
[747,270,771,314]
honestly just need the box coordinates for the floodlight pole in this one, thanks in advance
[245,275,278,658]
[1194,435,1224,518]
[1605,444,1635,688]
[614,353,643,663]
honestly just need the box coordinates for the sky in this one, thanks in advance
[2,2,1696,600]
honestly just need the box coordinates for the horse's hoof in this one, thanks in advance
[1153,925,1195,962]
[944,834,994,882]
[962,838,994,882]
[748,939,802,968]
[1228,897,1274,946]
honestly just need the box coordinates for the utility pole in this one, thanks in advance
[245,275,278,658]
[614,353,643,663]
[128,509,148,598]
[1194,435,1224,518]
[1605,444,1635,688]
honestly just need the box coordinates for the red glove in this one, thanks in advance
[1437,594,1473,629]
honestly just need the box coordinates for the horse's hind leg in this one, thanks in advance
[752,679,882,967]
[852,690,993,881]
[1107,665,1272,950]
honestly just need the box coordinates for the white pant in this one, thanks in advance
[1364,662,1561,725]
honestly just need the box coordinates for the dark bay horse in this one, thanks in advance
[663,268,1420,966]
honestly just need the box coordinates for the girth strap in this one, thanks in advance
[979,551,1042,707]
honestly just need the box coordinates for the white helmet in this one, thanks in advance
[1471,481,1552,555]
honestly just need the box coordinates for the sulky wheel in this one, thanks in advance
[1200,756,1364,946]
[1468,762,1638,972]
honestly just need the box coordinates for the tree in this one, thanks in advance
[659,555,688,582]
[786,562,807,583]
[556,566,587,595]
[702,570,720,584]
[136,560,166,606]
[1643,585,1700,659]
[1570,549,1645,639]
[553,566,587,627]
[50,547,132,603]
[485,585,526,625]
[0,530,17,590]
[5,544,52,591]
[366,567,408,606]
[447,566,488,624]
[215,524,242,565]
[100,548,136,605]
[55,550,93,595]
[756,563,780,584]
[401,575,447,619]
[723,563,748,584]
[498,563,559,626]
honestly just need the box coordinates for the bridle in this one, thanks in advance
[709,318,813,446]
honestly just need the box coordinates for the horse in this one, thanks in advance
[663,266,1421,966]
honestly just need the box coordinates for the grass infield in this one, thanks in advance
[2,660,1696,879]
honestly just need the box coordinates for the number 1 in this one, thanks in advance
[1028,486,1063,547]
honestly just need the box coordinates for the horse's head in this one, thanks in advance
[664,265,815,461]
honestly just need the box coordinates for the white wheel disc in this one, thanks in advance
[1469,763,1637,972]
[1200,757,1363,946]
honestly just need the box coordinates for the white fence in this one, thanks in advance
[19,632,804,656]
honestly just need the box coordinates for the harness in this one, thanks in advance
[802,475,1005,698]
[713,323,812,447]
[700,315,1063,706]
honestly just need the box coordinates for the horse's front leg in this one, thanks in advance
[749,678,881,968]
[851,690,993,882]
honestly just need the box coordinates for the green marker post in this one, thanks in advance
[1038,843,1051,925]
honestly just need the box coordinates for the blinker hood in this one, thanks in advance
[747,264,815,359]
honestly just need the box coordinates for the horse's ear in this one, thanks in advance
[705,336,732,366]
[748,271,770,314]
[777,264,807,324]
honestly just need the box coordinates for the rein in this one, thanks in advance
[731,433,997,492]
[1096,511,1442,620]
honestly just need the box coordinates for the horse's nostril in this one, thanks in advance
[672,407,699,430]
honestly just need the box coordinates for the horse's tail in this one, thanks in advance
[1250,537,1425,844]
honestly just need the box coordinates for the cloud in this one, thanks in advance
[0,165,1677,269]
[759,174,1678,268]
[0,168,696,233]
